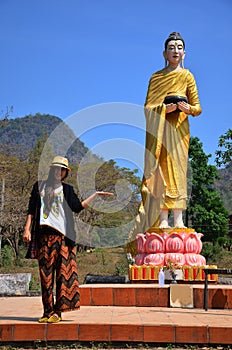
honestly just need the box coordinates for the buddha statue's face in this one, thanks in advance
[163,39,185,66]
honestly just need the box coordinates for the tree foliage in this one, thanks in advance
[215,129,232,167]
[214,129,232,215]
[0,149,31,257]
[187,137,228,242]
[72,159,141,248]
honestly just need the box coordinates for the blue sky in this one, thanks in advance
[0,0,231,173]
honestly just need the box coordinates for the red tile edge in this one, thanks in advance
[47,323,78,341]
[111,324,143,342]
[80,286,91,306]
[2,321,232,345]
[91,287,113,306]
[113,287,136,306]
[13,324,47,342]
[0,325,14,342]
[175,325,208,344]
[143,325,174,343]
[79,324,110,341]
[209,326,232,344]
[79,284,232,309]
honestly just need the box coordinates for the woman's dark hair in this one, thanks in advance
[46,166,69,184]
[43,166,68,216]
[164,32,185,50]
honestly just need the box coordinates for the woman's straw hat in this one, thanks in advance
[50,156,71,171]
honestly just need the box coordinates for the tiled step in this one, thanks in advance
[1,285,232,345]
[80,283,232,309]
[2,310,232,345]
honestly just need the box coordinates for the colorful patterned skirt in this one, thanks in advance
[38,226,80,317]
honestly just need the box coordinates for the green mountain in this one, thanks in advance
[0,113,92,164]
[215,162,232,215]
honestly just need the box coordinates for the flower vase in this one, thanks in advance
[170,271,177,284]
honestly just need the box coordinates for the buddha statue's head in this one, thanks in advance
[164,32,185,50]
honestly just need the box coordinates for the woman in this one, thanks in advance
[23,156,113,323]
[131,32,202,238]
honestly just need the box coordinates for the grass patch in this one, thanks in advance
[0,246,129,291]
[1,244,232,292]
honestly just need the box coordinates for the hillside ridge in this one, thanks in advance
[0,113,91,164]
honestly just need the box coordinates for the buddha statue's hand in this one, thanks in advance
[177,101,191,114]
[165,103,177,114]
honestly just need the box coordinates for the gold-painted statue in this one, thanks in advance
[129,32,202,244]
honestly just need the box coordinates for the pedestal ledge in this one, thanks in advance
[129,264,218,282]
[147,227,195,234]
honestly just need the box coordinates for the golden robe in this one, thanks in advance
[129,68,201,241]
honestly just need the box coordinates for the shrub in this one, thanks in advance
[201,242,222,264]
[0,245,14,267]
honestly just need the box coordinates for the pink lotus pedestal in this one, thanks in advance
[128,228,218,283]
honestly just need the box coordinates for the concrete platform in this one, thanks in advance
[1,284,232,346]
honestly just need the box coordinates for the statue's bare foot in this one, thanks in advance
[159,210,170,229]
[159,220,171,229]
[173,210,186,228]
[174,219,186,228]
[174,223,186,228]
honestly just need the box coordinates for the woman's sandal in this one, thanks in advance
[38,316,49,323]
[47,313,62,323]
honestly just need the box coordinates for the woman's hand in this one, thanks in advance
[177,101,191,114]
[82,191,114,208]
[23,228,31,243]
[165,103,177,113]
[23,214,32,242]
[96,191,114,196]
